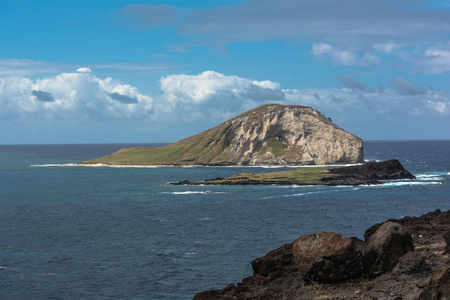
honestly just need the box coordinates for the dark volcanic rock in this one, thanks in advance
[444,230,450,254]
[329,158,415,180]
[363,222,414,277]
[420,260,450,300]
[194,209,450,300]
[292,232,363,282]
[250,243,296,278]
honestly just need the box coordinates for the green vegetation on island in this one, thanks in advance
[172,159,416,186]
[190,167,334,185]
[82,104,364,166]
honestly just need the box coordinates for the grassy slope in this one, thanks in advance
[82,125,232,165]
[197,167,334,185]
[81,104,311,165]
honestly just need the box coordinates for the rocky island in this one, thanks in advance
[82,104,364,166]
[194,209,450,299]
[172,159,416,186]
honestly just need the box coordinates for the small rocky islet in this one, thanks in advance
[194,209,450,300]
[171,159,416,186]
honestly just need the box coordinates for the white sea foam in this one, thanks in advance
[417,175,444,181]
[364,181,442,188]
[196,217,213,222]
[30,163,77,167]
[261,191,319,199]
[416,172,449,181]
[82,164,161,168]
[171,191,224,195]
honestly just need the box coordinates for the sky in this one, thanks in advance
[1,0,449,144]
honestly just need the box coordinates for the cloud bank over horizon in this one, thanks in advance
[1,69,448,127]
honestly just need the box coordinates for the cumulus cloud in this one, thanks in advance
[156,71,286,122]
[160,70,285,105]
[389,77,424,95]
[2,68,448,130]
[0,69,153,120]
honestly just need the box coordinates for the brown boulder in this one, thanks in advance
[364,222,414,277]
[250,243,297,279]
[292,232,363,283]
[420,260,450,300]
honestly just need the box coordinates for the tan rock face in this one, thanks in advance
[207,104,364,165]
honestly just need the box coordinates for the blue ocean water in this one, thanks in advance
[0,141,449,299]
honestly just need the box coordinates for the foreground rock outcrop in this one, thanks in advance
[82,104,364,166]
[292,232,363,282]
[194,209,450,300]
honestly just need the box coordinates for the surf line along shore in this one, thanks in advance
[170,159,416,186]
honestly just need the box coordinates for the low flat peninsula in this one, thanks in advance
[82,104,364,166]
[171,159,415,186]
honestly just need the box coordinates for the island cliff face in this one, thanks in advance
[83,104,364,166]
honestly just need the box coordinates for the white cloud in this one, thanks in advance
[2,68,449,130]
[0,70,153,120]
[311,43,381,66]
[160,70,284,105]
[76,67,92,73]
[156,71,286,122]
[426,101,448,115]
[418,47,450,73]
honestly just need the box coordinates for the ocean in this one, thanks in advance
[0,140,449,299]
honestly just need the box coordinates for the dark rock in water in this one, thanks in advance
[329,158,415,180]
[292,232,363,282]
[420,260,450,300]
[363,222,414,277]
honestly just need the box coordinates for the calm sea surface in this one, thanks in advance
[0,141,449,299]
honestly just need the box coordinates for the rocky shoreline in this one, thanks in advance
[194,209,450,299]
[172,159,415,186]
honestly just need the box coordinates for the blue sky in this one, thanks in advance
[1,0,449,144]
